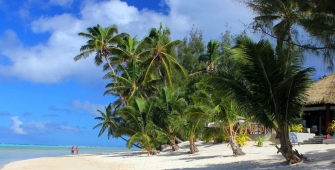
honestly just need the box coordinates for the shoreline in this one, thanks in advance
[2,141,335,170]
[0,145,134,169]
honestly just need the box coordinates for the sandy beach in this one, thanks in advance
[2,141,335,170]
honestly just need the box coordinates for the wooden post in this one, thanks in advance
[319,110,321,135]
[326,104,330,134]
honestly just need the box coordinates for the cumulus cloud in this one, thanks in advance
[10,116,79,134]
[10,116,26,134]
[165,0,253,39]
[0,0,254,84]
[24,120,80,134]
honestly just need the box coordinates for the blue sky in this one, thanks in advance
[0,0,329,147]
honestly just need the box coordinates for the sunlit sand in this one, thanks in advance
[3,141,335,170]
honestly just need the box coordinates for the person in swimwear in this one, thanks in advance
[71,146,74,155]
[76,146,79,154]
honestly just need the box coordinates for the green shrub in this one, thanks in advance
[327,120,335,135]
[236,133,252,147]
[202,127,228,143]
[256,136,266,147]
[289,124,304,132]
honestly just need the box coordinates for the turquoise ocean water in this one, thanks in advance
[0,144,134,169]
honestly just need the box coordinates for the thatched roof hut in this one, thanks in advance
[306,73,335,105]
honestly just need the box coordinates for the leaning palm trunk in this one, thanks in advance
[171,144,179,151]
[188,136,199,154]
[119,136,142,149]
[169,138,179,151]
[154,55,167,87]
[228,125,245,156]
[104,55,127,106]
[275,128,306,164]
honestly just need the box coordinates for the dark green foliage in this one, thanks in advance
[93,104,119,139]
[202,127,227,143]
[175,27,205,73]
[75,20,319,160]
[240,0,335,70]
[115,97,163,151]
[198,35,314,161]
[141,23,188,88]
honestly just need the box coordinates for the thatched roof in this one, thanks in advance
[306,73,335,105]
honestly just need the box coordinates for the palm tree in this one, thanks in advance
[153,87,187,151]
[200,36,314,164]
[239,0,302,57]
[186,90,246,155]
[297,0,335,70]
[93,104,141,148]
[189,40,221,77]
[115,97,163,155]
[184,104,209,154]
[238,0,309,74]
[93,104,119,139]
[199,40,221,72]
[141,23,188,88]
[75,24,123,74]
[104,59,148,106]
[103,34,156,106]
[210,96,246,155]
[75,24,126,105]
[112,34,151,63]
[241,0,335,70]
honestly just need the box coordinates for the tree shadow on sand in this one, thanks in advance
[200,142,228,148]
[166,158,334,170]
[104,151,145,158]
[298,146,335,160]
[164,146,335,170]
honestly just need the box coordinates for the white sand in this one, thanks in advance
[2,141,335,170]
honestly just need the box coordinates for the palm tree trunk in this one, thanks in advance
[104,56,127,106]
[189,136,197,154]
[155,60,167,87]
[228,124,245,156]
[275,128,306,164]
[189,136,195,154]
[142,91,149,99]
[119,136,142,149]
[169,137,179,151]
[188,136,199,154]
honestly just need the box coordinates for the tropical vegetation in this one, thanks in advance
[74,0,335,164]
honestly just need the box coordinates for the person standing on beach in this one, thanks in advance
[76,146,79,154]
[71,146,74,155]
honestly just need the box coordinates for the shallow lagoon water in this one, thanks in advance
[0,144,133,168]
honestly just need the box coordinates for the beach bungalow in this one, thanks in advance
[303,73,335,135]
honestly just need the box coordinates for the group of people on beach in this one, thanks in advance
[71,146,79,155]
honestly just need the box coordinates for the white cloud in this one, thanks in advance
[10,116,80,134]
[10,116,26,134]
[0,0,254,83]
[166,0,254,39]
[24,120,80,134]
[71,100,105,116]
[25,121,48,133]
[58,124,79,133]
